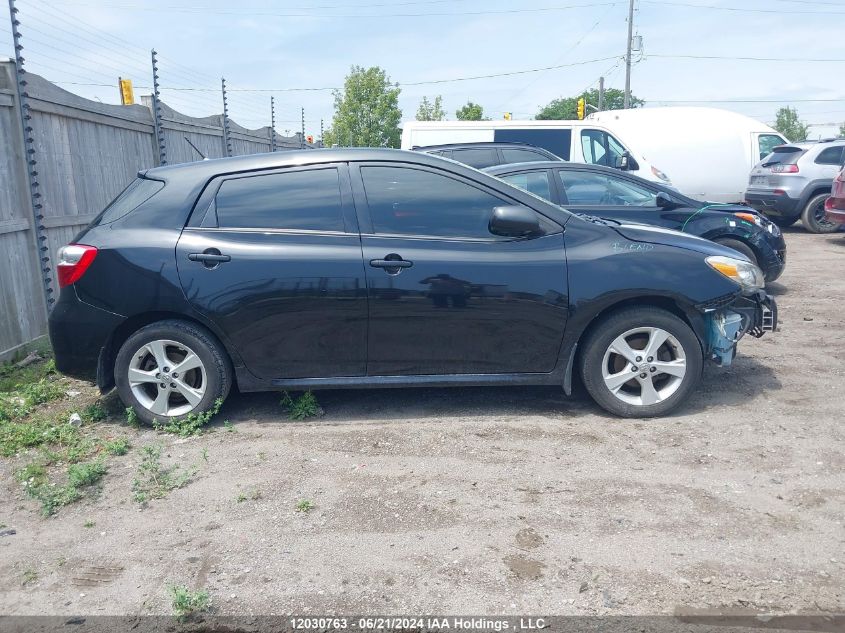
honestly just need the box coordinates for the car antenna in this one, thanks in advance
[184,136,208,160]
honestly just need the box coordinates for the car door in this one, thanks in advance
[175,163,368,380]
[349,162,569,376]
[555,168,694,229]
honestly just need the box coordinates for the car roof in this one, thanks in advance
[414,142,549,151]
[141,148,448,182]
[485,161,615,174]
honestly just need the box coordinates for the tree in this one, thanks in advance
[456,101,486,121]
[416,95,446,121]
[536,88,644,120]
[839,122,845,138]
[322,66,402,148]
[773,107,808,142]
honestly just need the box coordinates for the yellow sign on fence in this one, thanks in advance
[118,78,134,105]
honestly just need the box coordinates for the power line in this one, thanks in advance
[642,0,845,15]
[650,53,845,63]
[650,98,844,104]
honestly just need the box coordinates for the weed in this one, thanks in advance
[67,460,106,488]
[223,420,235,432]
[157,399,223,437]
[84,520,95,528]
[56,556,66,567]
[201,447,209,463]
[103,437,130,456]
[295,499,315,513]
[21,459,106,516]
[132,445,198,504]
[82,402,106,423]
[281,391,321,420]
[21,568,37,585]
[236,492,247,503]
[16,462,48,489]
[125,407,139,428]
[169,584,211,620]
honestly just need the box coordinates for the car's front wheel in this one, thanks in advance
[579,307,703,418]
[114,320,232,426]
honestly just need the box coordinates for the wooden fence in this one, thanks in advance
[0,61,305,361]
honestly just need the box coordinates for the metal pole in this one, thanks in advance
[8,0,53,311]
[270,96,277,152]
[623,0,634,109]
[598,76,605,112]
[320,118,324,148]
[221,77,232,157]
[150,49,166,165]
[300,107,305,149]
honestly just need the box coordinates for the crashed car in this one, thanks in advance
[49,148,776,421]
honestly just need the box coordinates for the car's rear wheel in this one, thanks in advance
[114,320,232,426]
[579,307,703,418]
[715,238,759,268]
[801,193,838,234]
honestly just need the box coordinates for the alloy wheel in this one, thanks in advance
[128,339,207,417]
[601,327,687,407]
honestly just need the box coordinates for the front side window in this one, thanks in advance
[558,170,657,207]
[581,130,626,168]
[500,171,553,202]
[360,166,509,239]
[758,134,786,160]
[214,168,344,231]
[501,148,550,164]
[449,148,499,168]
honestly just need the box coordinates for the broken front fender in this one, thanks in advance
[704,290,777,367]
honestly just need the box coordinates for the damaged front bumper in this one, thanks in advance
[704,290,777,366]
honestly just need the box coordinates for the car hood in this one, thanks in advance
[612,223,751,260]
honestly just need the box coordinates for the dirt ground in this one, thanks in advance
[1,228,843,618]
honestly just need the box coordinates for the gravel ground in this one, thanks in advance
[1,228,843,617]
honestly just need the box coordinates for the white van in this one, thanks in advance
[400,119,673,186]
[585,107,787,203]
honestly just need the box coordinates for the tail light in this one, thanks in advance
[826,176,845,211]
[770,164,799,174]
[57,244,98,288]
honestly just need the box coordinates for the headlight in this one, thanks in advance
[706,255,765,290]
[651,165,672,184]
[734,211,780,236]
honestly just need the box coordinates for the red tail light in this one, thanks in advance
[57,244,98,288]
[827,175,845,211]
[770,164,799,174]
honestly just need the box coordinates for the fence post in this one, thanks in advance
[270,96,276,152]
[221,77,232,157]
[300,107,305,149]
[150,49,166,165]
[320,118,324,147]
[8,0,53,312]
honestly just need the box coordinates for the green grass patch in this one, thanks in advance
[169,584,211,620]
[156,398,223,437]
[132,445,198,504]
[281,391,321,420]
[295,499,315,513]
[102,437,130,456]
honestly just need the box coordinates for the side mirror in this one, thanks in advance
[489,205,542,237]
[615,152,630,170]
[655,191,678,209]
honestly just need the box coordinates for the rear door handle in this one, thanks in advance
[370,259,412,269]
[189,253,231,263]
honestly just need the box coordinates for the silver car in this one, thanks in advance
[745,139,845,233]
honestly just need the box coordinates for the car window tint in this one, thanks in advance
[758,134,785,160]
[501,171,553,202]
[96,178,164,225]
[581,130,609,166]
[361,166,508,238]
[215,168,344,231]
[558,170,656,207]
[815,146,844,166]
[501,148,549,164]
[449,148,499,168]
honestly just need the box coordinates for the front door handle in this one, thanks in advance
[370,259,412,269]
[188,248,231,269]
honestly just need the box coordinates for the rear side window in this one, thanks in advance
[501,148,552,164]
[95,178,164,225]
[500,171,553,202]
[214,168,344,232]
[360,166,508,239]
[815,146,845,166]
[450,148,499,168]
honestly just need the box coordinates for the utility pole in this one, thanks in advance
[598,76,605,112]
[270,96,277,152]
[623,0,634,109]
[300,107,305,149]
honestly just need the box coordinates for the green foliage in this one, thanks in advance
[416,95,446,121]
[18,459,105,516]
[22,569,37,585]
[536,88,643,120]
[84,520,95,528]
[322,66,402,148]
[1,416,88,459]
[455,101,486,121]
[82,402,106,423]
[125,407,139,428]
[774,106,808,142]
[281,391,321,420]
[0,378,65,424]
[67,460,106,487]
[132,445,198,504]
[839,122,844,138]
[103,437,130,456]
[156,398,223,437]
[169,585,211,620]
[295,499,315,512]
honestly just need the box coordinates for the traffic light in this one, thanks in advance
[576,97,586,120]
[306,135,314,144]
[503,112,512,120]
[118,78,134,105]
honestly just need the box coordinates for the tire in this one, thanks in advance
[770,216,798,229]
[715,238,759,268]
[579,307,703,418]
[114,319,232,427]
[801,193,838,234]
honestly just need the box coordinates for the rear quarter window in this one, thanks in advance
[92,178,164,225]
[815,146,845,166]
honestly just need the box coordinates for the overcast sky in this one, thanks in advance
[2,0,844,139]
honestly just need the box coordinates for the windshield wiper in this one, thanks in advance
[576,213,617,226]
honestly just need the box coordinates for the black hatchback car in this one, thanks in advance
[485,162,787,282]
[49,149,776,424]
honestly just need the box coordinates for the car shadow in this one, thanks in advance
[216,352,781,426]
[767,280,788,296]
